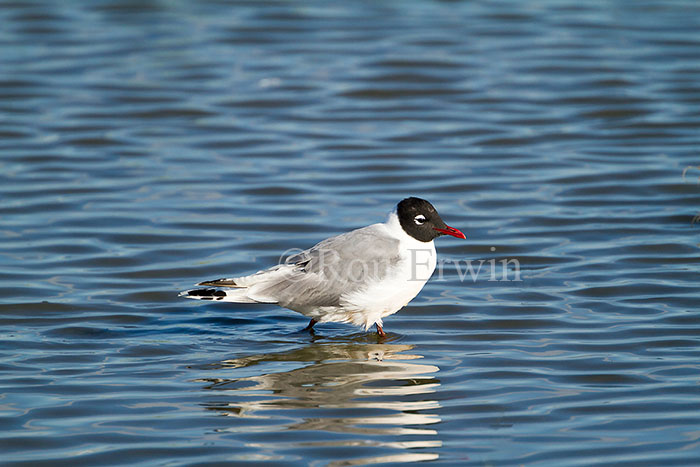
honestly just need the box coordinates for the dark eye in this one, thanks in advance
[414,214,426,225]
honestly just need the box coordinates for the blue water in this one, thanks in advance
[1,0,700,465]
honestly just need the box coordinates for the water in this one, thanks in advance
[1,0,700,465]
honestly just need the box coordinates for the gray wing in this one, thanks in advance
[252,224,401,310]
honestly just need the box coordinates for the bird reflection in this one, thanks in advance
[195,339,442,463]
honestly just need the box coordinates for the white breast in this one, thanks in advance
[339,211,436,329]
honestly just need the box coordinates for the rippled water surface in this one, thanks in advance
[2,0,700,465]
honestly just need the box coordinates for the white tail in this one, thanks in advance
[179,265,296,304]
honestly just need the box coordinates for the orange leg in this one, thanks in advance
[302,319,317,333]
[375,323,386,337]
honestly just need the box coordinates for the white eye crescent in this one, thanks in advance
[414,214,426,225]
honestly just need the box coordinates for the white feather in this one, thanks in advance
[182,211,438,330]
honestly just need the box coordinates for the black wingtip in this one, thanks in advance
[182,288,227,301]
[197,278,239,287]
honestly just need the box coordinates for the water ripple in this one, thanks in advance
[1,0,700,465]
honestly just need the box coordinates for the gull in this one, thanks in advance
[180,197,465,336]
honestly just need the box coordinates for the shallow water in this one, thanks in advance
[2,0,700,465]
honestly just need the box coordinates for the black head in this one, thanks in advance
[396,197,466,243]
